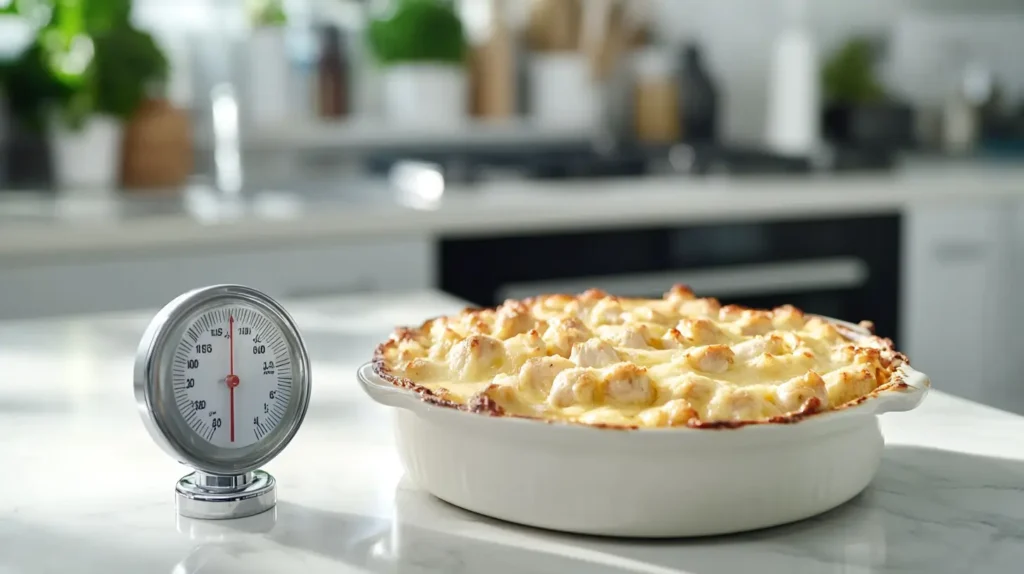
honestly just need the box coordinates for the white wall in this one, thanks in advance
[650,0,1024,143]
[127,0,1024,144]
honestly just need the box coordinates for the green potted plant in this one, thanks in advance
[821,37,913,150]
[0,39,72,186]
[0,0,168,189]
[53,1,169,189]
[367,0,468,125]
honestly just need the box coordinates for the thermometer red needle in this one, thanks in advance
[226,315,239,442]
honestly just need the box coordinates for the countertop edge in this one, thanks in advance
[1,170,1020,261]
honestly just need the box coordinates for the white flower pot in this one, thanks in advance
[247,27,291,127]
[51,116,123,190]
[529,53,601,130]
[381,64,468,127]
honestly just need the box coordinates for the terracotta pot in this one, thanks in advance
[121,98,193,191]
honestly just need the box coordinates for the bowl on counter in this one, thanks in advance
[357,317,931,538]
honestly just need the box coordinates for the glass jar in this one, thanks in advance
[632,47,680,144]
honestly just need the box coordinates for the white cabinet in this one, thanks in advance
[902,203,1014,408]
[0,236,435,320]
[1003,202,1024,411]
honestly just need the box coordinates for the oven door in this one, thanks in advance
[498,256,867,313]
[440,215,901,342]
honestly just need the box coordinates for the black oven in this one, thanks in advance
[440,215,901,343]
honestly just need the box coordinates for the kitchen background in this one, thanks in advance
[1,0,1023,413]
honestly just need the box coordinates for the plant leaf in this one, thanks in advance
[367,0,466,65]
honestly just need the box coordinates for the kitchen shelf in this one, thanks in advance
[199,119,599,152]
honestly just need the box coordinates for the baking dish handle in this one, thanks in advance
[870,365,931,415]
[357,362,424,411]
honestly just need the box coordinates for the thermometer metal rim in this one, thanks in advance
[133,284,312,477]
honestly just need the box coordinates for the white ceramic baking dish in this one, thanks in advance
[357,321,931,538]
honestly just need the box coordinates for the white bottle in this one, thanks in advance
[247,25,292,127]
[942,61,987,155]
[764,0,820,158]
[942,93,977,155]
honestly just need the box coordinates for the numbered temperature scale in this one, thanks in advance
[134,285,311,520]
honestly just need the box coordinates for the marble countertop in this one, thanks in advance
[3,290,1024,573]
[1,160,1023,260]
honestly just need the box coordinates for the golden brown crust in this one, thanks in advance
[371,284,909,430]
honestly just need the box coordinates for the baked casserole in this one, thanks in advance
[372,286,908,429]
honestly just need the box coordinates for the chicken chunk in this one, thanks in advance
[675,318,726,346]
[570,338,621,368]
[731,334,790,362]
[682,345,734,374]
[518,356,575,394]
[547,368,603,408]
[447,334,508,380]
[823,366,878,406]
[601,363,656,406]
[493,301,536,338]
[542,317,594,357]
[774,371,829,413]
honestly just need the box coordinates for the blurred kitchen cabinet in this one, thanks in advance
[901,203,1012,408]
[0,238,435,320]
[1003,202,1024,412]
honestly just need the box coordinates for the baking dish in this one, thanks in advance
[357,318,931,538]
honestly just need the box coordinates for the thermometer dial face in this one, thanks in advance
[135,285,311,476]
[173,306,292,448]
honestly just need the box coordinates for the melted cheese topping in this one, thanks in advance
[377,285,904,428]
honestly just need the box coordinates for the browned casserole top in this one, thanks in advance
[373,285,907,429]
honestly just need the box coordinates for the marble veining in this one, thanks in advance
[1,291,1023,573]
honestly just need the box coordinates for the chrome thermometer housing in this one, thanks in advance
[134,285,311,520]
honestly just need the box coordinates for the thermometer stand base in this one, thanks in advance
[175,469,277,520]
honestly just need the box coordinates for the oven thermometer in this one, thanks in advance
[134,285,311,520]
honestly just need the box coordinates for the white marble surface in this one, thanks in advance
[1,161,1023,260]
[2,290,1024,573]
